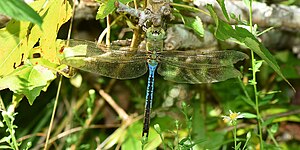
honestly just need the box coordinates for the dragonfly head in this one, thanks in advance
[146,27,166,41]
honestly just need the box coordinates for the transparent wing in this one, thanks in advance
[157,50,248,83]
[61,40,148,79]
[157,64,242,83]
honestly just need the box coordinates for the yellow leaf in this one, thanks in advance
[39,0,72,64]
[0,0,72,76]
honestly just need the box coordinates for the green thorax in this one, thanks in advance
[146,27,165,53]
[146,27,165,65]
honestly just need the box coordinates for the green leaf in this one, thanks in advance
[122,121,161,150]
[246,131,251,139]
[0,0,43,27]
[270,123,279,134]
[206,4,293,90]
[179,137,189,145]
[253,60,263,73]
[121,123,141,150]
[0,120,3,127]
[216,0,230,21]
[239,95,255,108]
[206,5,231,40]
[182,16,204,37]
[0,145,12,149]
[262,116,276,127]
[0,61,56,105]
[236,142,242,150]
[203,131,226,149]
[239,31,291,87]
[96,0,133,20]
[241,112,257,118]
[153,124,162,134]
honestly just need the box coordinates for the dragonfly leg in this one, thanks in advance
[142,62,158,137]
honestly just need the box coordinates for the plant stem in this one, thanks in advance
[267,128,279,147]
[234,124,237,150]
[3,112,19,150]
[10,126,19,150]
[251,50,263,149]
[242,133,251,150]
[44,76,63,150]
[248,0,264,149]
[158,132,166,150]
[106,15,111,46]
[250,49,264,149]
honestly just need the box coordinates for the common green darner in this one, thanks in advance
[61,0,248,137]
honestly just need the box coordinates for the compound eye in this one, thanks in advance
[152,30,159,36]
[142,25,148,32]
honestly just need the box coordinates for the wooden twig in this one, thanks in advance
[193,0,300,31]
[164,24,218,50]
[99,90,129,120]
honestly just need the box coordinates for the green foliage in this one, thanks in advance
[275,51,300,79]
[206,4,293,90]
[0,0,71,104]
[0,105,20,150]
[170,3,205,39]
[242,112,257,118]
[0,0,299,149]
[216,0,230,21]
[96,0,134,19]
[0,60,56,104]
[0,0,43,27]
[181,16,204,37]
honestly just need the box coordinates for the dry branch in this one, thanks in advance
[193,0,300,31]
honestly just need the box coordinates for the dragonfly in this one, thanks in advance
[61,0,248,138]
[61,26,248,137]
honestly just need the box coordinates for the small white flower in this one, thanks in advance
[222,110,244,125]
